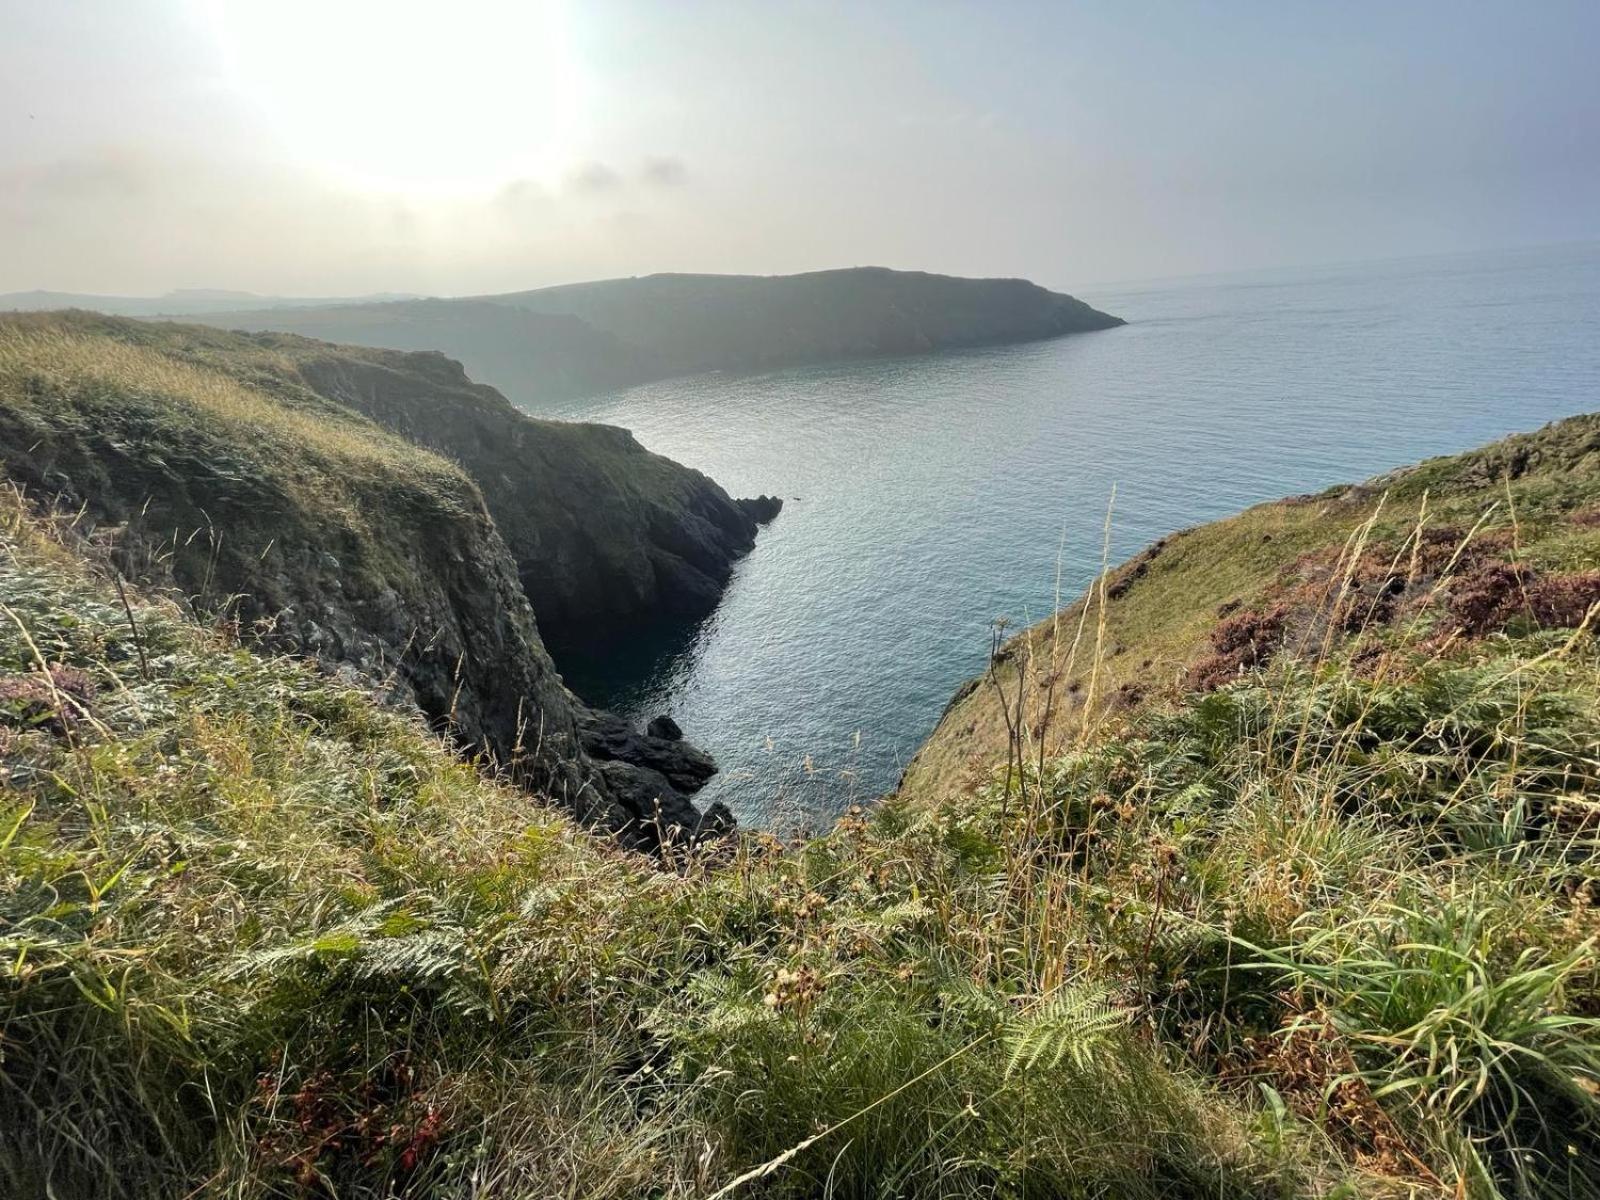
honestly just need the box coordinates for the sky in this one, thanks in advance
[3,0,1598,298]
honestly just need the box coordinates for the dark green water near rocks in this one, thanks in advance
[536,243,1600,829]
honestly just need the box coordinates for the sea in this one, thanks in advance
[534,242,1600,830]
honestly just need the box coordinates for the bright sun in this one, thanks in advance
[203,0,586,196]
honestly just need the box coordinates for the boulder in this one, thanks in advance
[647,714,683,740]
[579,710,718,795]
[737,494,784,524]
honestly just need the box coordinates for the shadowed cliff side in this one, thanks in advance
[280,342,780,635]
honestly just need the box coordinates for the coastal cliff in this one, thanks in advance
[905,411,1600,801]
[280,341,779,633]
[0,312,758,845]
[51,314,778,636]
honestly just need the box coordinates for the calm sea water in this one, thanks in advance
[534,243,1600,830]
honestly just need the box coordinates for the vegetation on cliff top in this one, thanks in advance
[3,415,1598,1198]
[908,411,1600,800]
[2,311,776,634]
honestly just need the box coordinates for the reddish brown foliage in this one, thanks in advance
[1447,563,1600,636]
[0,664,96,736]
[1527,570,1600,628]
[1188,604,1287,691]
[1113,680,1148,710]
[1446,561,1538,636]
[1186,522,1594,693]
[1219,1007,1429,1181]
[253,1057,446,1194]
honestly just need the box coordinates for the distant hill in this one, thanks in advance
[182,267,1124,405]
[0,288,421,317]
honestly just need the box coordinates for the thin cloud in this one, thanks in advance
[640,157,688,187]
[494,177,549,216]
[566,161,622,194]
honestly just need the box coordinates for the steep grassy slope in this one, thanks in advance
[0,315,728,843]
[0,494,1305,1200]
[908,413,1600,801]
[191,267,1124,403]
[4,421,1599,1199]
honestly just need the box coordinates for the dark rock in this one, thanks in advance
[696,800,736,840]
[579,710,717,795]
[591,759,704,848]
[647,714,683,740]
[737,494,783,524]
[285,350,772,636]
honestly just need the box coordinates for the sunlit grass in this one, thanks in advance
[0,318,462,489]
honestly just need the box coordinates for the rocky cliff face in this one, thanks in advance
[0,312,741,848]
[276,342,780,635]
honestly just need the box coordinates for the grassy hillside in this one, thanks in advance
[0,288,422,317]
[908,412,1600,801]
[489,267,1125,373]
[4,419,1599,1198]
[189,267,1124,404]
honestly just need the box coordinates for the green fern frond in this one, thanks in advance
[1004,984,1131,1076]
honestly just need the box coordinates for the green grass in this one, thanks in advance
[0,498,1312,1199]
[0,314,495,613]
[0,310,770,637]
[2,413,1599,1198]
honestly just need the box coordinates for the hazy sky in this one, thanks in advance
[4,0,1598,297]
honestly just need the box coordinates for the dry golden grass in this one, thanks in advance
[0,321,463,488]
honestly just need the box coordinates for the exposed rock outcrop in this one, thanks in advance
[647,714,684,741]
[737,495,784,524]
[579,709,717,795]
[283,345,782,635]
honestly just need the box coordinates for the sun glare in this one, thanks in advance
[204,0,586,196]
